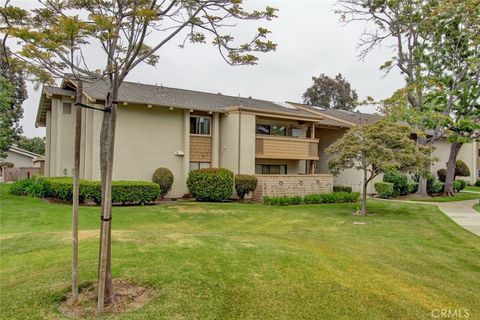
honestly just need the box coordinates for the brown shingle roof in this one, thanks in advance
[80,80,317,118]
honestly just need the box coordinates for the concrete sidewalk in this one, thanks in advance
[433,199,480,237]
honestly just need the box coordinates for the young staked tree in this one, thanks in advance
[2,0,277,314]
[326,121,431,215]
[302,73,358,111]
[422,0,480,195]
[336,0,445,196]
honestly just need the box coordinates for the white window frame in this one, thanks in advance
[190,115,211,136]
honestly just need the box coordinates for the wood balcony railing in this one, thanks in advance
[255,135,319,160]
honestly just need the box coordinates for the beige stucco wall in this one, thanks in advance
[2,150,37,168]
[219,111,256,175]
[432,139,478,184]
[255,158,307,174]
[111,104,187,197]
[46,97,75,177]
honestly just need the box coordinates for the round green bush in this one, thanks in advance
[187,168,234,201]
[152,167,174,197]
[429,180,444,194]
[476,180,480,187]
[374,182,395,199]
[407,182,419,194]
[383,170,409,196]
[455,160,470,177]
[437,168,447,182]
[235,174,258,200]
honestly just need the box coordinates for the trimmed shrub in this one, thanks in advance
[152,167,174,198]
[437,168,447,182]
[10,178,35,196]
[263,196,302,206]
[374,182,395,199]
[303,192,360,204]
[111,181,160,204]
[428,180,444,194]
[476,180,480,187]
[453,179,466,192]
[10,177,160,205]
[383,170,409,196]
[235,174,258,200]
[453,180,462,192]
[407,182,419,194]
[187,168,234,201]
[455,160,470,177]
[333,185,352,193]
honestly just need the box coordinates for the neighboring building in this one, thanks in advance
[0,146,45,181]
[432,140,479,185]
[35,78,478,198]
[2,146,42,168]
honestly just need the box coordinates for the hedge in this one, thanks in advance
[374,182,394,198]
[187,168,234,201]
[475,180,480,187]
[10,177,160,205]
[383,170,409,196]
[262,192,359,206]
[235,174,258,200]
[453,180,466,192]
[303,192,360,204]
[333,185,352,193]
[263,196,302,206]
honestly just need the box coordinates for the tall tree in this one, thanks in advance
[302,73,358,111]
[0,48,26,158]
[2,0,277,314]
[326,120,431,215]
[422,0,480,195]
[15,136,45,155]
[336,0,444,196]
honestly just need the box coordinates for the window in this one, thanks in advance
[478,169,480,178]
[256,124,271,135]
[63,102,72,115]
[255,164,287,174]
[189,162,210,171]
[256,124,288,136]
[190,116,211,135]
[272,126,287,136]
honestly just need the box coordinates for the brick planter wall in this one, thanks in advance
[252,174,333,202]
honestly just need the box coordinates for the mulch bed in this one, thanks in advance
[59,279,155,318]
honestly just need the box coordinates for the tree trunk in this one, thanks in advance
[361,169,367,215]
[443,142,463,196]
[71,81,83,304]
[416,137,429,196]
[97,77,119,315]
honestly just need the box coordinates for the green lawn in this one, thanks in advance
[407,192,480,202]
[474,204,480,213]
[1,184,480,319]
[465,186,480,193]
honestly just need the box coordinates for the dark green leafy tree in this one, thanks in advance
[15,136,45,155]
[2,0,277,313]
[0,47,26,158]
[336,0,444,196]
[303,73,358,111]
[326,120,432,215]
[421,0,480,195]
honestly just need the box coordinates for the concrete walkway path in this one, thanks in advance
[433,199,480,237]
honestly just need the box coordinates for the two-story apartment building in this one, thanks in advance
[36,78,479,199]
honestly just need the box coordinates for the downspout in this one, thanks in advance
[237,109,242,174]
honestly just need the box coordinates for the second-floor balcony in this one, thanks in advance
[255,134,319,160]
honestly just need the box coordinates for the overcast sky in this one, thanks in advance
[20,0,403,137]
